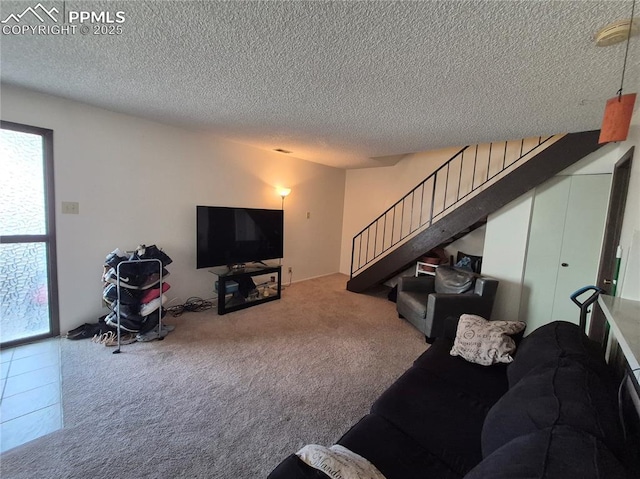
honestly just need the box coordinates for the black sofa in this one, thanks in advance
[268,321,631,478]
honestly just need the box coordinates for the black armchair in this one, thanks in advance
[396,266,499,342]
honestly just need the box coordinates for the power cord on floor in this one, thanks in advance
[166,297,214,317]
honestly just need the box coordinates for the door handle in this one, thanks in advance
[603,279,612,285]
[561,263,569,267]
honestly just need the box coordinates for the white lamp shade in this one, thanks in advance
[278,188,291,198]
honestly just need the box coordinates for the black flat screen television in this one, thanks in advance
[196,206,284,268]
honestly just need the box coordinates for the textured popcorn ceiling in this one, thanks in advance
[1,0,638,168]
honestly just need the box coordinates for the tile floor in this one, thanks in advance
[0,338,63,453]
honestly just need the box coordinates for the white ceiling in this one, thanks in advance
[1,0,639,168]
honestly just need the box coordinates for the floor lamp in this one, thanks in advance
[278,187,291,209]
[276,188,291,273]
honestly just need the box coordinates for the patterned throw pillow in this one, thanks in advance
[296,444,386,479]
[450,314,526,366]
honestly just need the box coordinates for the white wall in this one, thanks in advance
[1,84,346,332]
[444,224,486,261]
[480,192,535,322]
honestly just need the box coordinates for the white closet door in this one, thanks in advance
[520,176,571,331]
[551,175,610,323]
[520,174,610,333]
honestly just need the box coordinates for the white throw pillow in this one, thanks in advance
[296,444,386,479]
[450,314,526,366]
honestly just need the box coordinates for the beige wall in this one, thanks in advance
[1,84,345,332]
[340,137,560,276]
[339,147,460,274]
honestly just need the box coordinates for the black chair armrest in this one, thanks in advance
[441,315,462,341]
[474,278,499,299]
[397,275,435,294]
[426,294,495,338]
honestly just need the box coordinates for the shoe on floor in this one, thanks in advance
[65,323,94,339]
[136,325,169,342]
[92,331,116,345]
[104,333,137,347]
[66,321,107,340]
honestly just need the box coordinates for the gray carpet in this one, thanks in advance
[0,273,426,478]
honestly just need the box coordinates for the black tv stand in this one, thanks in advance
[215,265,282,315]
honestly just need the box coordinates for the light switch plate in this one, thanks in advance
[62,201,79,214]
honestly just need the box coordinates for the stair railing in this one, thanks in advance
[350,136,556,278]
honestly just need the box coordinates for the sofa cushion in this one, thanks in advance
[397,290,429,319]
[482,356,624,458]
[450,314,526,366]
[413,338,509,405]
[507,321,609,387]
[371,363,498,475]
[338,414,461,479]
[466,426,628,479]
[434,266,475,294]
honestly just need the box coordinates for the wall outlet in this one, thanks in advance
[288,267,293,274]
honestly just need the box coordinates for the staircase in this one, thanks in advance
[347,130,605,293]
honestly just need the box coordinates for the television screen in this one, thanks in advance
[196,206,284,268]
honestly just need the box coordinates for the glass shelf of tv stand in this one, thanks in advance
[213,264,282,315]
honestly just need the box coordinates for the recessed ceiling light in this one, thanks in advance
[274,148,292,154]
[594,19,639,46]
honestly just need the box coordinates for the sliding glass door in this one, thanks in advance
[0,121,59,347]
